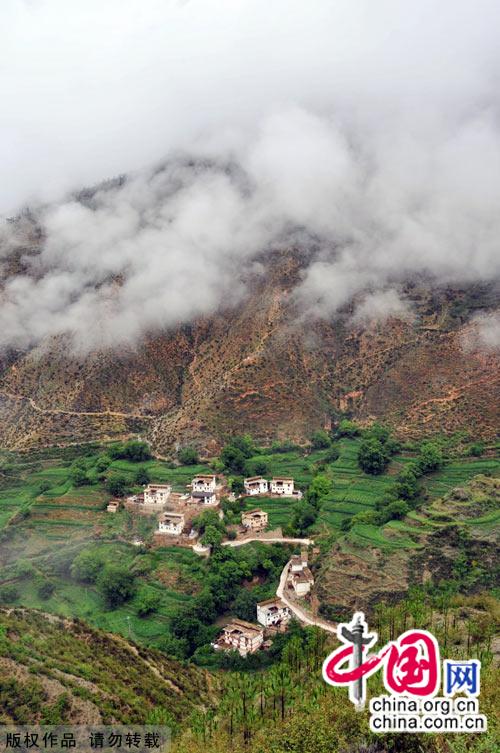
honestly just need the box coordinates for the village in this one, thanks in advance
[107,472,319,657]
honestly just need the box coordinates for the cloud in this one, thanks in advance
[0,1,499,351]
[462,312,500,352]
[350,290,413,325]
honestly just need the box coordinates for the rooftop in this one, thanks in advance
[244,476,267,483]
[224,619,263,636]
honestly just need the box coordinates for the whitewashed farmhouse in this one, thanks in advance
[244,476,269,495]
[191,475,217,504]
[158,511,185,535]
[144,483,172,506]
[257,598,291,628]
[270,477,294,496]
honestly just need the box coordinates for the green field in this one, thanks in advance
[0,437,498,650]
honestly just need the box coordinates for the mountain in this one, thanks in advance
[0,217,498,453]
[0,607,214,724]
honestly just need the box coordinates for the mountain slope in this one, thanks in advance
[0,250,498,452]
[0,608,214,724]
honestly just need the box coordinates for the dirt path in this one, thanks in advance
[0,389,154,421]
[222,535,314,548]
[277,561,337,635]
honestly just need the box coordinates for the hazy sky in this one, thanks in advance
[1,0,499,351]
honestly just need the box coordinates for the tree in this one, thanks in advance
[134,467,151,485]
[201,525,224,549]
[325,444,340,463]
[357,438,389,475]
[291,502,317,535]
[0,585,19,603]
[230,476,245,496]
[123,441,151,462]
[231,590,258,622]
[192,509,224,535]
[70,549,103,583]
[336,419,360,438]
[382,500,409,521]
[37,580,55,600]
[97,565,136,608]
[310,430,331,450]
[306,474,333,508]
[106,475,130,497]
[364,422,391,444]
[136,591,158,617]
[70,465,90,487]
[394,465,419,500]
[418,442,444,473]
[177,446,199,465]
[95,454,111,472]
[220,446,246,474]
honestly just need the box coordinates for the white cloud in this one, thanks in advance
[0,1,499,350]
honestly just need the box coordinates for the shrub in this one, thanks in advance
[177,446,199,465]
[135,591,158,617]
[70,549,103,584]
[0,585,19,603]
[134,467,151,485]
[418,442,444,473]
[37,580,55,600]
[357,438,389,475]
[325,444,340,463]
[106,476,130,497]
[310,430,331,449]
[336,419,360,438]
[97,565,136,608]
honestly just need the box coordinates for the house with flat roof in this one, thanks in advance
[157,511,185,536]
[241,509,268,531]
[107,500,120,513]
[270,477,295,496]
[256,598,291,628]
[244,476,269,496]
[144,483,171,506]
[191,475,217,504]
[213,619,264,657]
[291,567,314,596]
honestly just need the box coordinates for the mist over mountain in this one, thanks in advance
[0,1,499,450]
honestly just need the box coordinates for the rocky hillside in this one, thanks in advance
[0,241,498,452]
[316,475,500,616]
[0,608,214,724]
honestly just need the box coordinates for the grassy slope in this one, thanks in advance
[0,608,213,725]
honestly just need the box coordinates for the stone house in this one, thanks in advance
[214,619,264,657]
[241,509,268,531]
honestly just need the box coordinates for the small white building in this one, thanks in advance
[107,500,120,513]
[143,484,172,506]
[244,477,269,496]
[291,567,314,596]
[191,475,217,504]
[158,511,185,536]
[241,509,268,531]
[214,620,264,657]
[257,598,291,628]
[270,477,294,496]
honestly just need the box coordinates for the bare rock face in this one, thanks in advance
[0,248,498,452]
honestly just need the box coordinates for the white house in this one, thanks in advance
[191,475,217,504]
[290,555,304,573]
[244,477,269,496]
[270,477,295,496]
[214,619,264,657]
[291,567,314,596]
[257,598,291,628]
[158,511,185,536]
[143,484,172,506]
[241,509,268,531]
